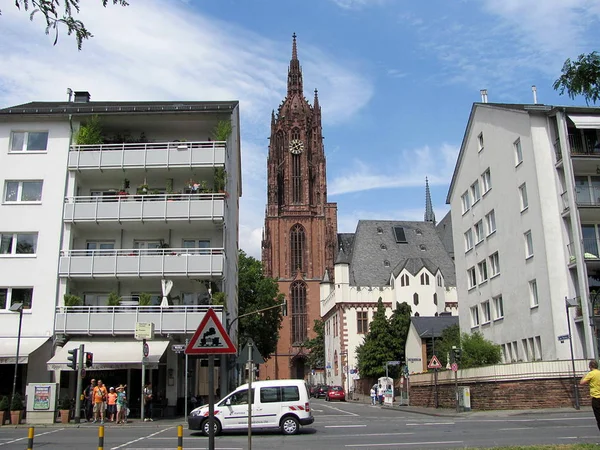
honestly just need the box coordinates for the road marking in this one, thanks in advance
[500,427,531,431]
[325,424,367,428]
[347,440,463,447]
[111,426,174,450]
[321,403,359,416]
[0,428,64,446]
[406,422,455,426]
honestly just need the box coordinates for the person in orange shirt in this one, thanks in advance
[581,360,600,432]
[92,379,108,424]
[107,387,118,422]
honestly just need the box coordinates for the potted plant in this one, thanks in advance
[212,292,226,308]
[212,120,232,142]
[63,294,83,307]
[107,292,122,307]
[0,396,9,426]
[139,292,152,306]
[58,396,71,424]
[75,115,103,147]
[10,393,23,425]
[136,184,149,195]
[214,167,226,193]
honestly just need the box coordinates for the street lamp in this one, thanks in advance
[9,302,24,402]
[341,350,350,400]
[565,297,581,410]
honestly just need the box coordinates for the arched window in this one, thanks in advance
[291,128,302,203]
[433,293,438,305]
[291,281,307,345]
[420,273,430,285]
[413,293,419,306]
[290,224,306,273]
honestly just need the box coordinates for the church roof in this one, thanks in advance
[411,315,459,339]
[336,233,355,264]
[392,257,439,278]
[436,210,454,259]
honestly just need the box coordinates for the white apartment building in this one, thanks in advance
[0,92,241,416]
[447,101,600,363]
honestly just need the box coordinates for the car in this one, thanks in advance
[326,385,346,402]
[188,379,314,436]
[309,385,319,398]
[315,384,329,398]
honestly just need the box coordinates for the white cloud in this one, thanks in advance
[329,143,459,196]
[330,0,387,9]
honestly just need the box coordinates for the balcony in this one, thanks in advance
[59,248,224,278]
[63,193,225,223]
[54,305,224,335]
[568,239,600,267]
[68,141,226,170]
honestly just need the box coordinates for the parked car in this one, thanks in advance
[326,385,346,402]
[309,385,319,398]
[315,384,330,398]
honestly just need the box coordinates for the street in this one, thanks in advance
[1,399,599,449]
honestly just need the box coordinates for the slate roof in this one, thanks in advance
[436,210,454,258]
[411,315,459,339]
[336,233,355,264]
[343,220,456,287]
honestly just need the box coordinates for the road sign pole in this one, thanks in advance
[74,343,84,423]
[141,340,146,422]
[208,355,215,450]
[455,368,459,412]
[184,338,189,420]
[247,341,253,450]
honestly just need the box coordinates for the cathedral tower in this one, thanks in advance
[261,34,338,380]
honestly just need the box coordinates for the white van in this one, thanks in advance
[188,379,314,436]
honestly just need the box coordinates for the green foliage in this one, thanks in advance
[0,396,8,411]
[59,396,71,410]
[75,115,103,145]
[63,294,82,307]
[304,319,325,369]
[7,1,129,50]
[212,291,226,308]
[107,292,121,306]
[238,250,284,359]
[10,393,23,411]
[434,324,461,367]
[214,167,227,192]
[460,331,502,369]
[553,51,600,105]
[213,120,232,142]
[138,293,152,306]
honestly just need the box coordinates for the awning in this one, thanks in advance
[568,115,600,129]
[0,337,50,364]
[47,339,169,371]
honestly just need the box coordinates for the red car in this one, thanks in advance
[326,385,346,402]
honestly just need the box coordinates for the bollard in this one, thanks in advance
[177,424,183,450]
[27,427,34,450]
[98,425,104,450]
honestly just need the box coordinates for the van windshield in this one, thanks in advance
[219,388,255,406]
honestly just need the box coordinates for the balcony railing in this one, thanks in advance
[568,134,600,157]
[59,248,225,278]
[575,186,600,207]
[63,193,225,223]
[560,191,569,211]
[54,305,224,335]
[568,239,600,264]
[68,141,226,170]
[554,138,562,162]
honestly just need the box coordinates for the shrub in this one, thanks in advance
[0,396,9,411]
[107,292,122,306]
[10,393,23,411]
[59,396,72,410]
[63,294,83,307]
[138,293,152,306]
[75,115,103,146]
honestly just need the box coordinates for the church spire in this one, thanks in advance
[287,33,303,96]
[424,177,436,224]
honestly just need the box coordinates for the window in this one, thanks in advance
[182,239,211,254]
[4,181,43,203]
[433,293,438,305]
[413,293,419,306]
[464,229,474,252]
[471,305,480,326]
[525,231,534,258]
[478,260,488,283]
[420,273,430,285]
[437,275,442,287]
[290,281,307,345]
[489,252,500,277]
[482,301,491,323]
[224,389,254,406]
[377,227,383,234]
[393,226,407,243]
[461,191,471,213]
[474,220,484,244]
[493,295,504,319]
[400,274,410,287]
[291,131,302,203]
[357,311,368,334]
[519,183,528,211]
[482,169,491,193]
[260,386,300,403]
[83,293,110,306]
[478,132,484,152]
[133,240,162,254]
[0,287,33,310]
[10,131,49,152]
[290,224,306,273]
[467,267,477,289]
[471,180,481,204]
[0,233,37,255]
[529,279,539,307]
[485,210,496,235]
[86,241,115,255]
[514,138,523,165]
[535,336,542,360]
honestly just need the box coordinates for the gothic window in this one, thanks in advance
[433,293,438,305]
[291,281,307,345]
[413,293,419,306]
[291,128,300,141]
[290,224,306,273]
[420,273,430,285]
[292,154,302,203]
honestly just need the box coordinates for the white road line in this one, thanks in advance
[559,436,599,439]
[500,427,531,431]
[0,428,64,446]
[321,403,359,416]
[347,433,415,437]
[111,426,174,450]
[406,422,455,426]
[468,417,589,423]
[346,440,463,447]
[324,425,367,428]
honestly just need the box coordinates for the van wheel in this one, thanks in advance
[201,418,222,437]
[280,415,299,435]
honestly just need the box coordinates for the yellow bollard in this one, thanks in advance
[98,425,104,450]
[177,424,183,450]
[27,427,34,450]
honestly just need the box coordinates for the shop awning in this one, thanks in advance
[47,339,169,371]
[568,115,600,129]
[0,337,50,364]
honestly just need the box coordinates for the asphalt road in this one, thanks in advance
[1,400,599,449]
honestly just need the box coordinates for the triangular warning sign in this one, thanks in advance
[185,308,236,355]
[427,355,442,369]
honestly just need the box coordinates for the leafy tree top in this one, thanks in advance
[553,51,600,105]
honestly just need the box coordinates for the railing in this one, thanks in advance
[568,134,599,156]
[567,239,600,264]
[63,193,226,222]
[554,137,562,162]
[560,191,569,211]
[68,140,226,169]
[575,186,600,207]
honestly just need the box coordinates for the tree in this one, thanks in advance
[460,331,502,369]
[304,319,325,370]
[434,323,461,367]
[553,51,600,105]
[388,302,411,360]
[237,250,284,360]
[4,0,129,50]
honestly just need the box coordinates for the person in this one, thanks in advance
[143,383,153,421]
[370,386,377,405]
[92,379,108,424]
[378,384,384,405]
[107,387,117,422]
[581,360,600,431]
[83,379,96,422]
[116,385,127,424]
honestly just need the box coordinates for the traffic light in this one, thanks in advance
[67,348,78,371]
[85,352,93,368]
[452,347,462,363]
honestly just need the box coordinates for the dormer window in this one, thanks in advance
[419,244,426,251]
[381,244,387,250]
[377,227,383,234]
[384,260,390,267]
[393,226,407,243]
[415,229,422,235]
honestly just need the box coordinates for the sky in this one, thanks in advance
[1,0,599,259]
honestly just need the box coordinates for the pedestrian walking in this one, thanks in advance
[92,379,108,424]
[116,385,127,424]
[370,386,377,405]
[581,359,600,432]
[143,383,153,421]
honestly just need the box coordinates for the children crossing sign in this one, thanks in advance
[427,355,442,369]
[185,308,236,355]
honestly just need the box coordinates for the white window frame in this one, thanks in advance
[482,300,491,324]
[519,183,528,211]
[0,287,33,310]
[489,252,500,277]
[464,229,474,252]
[182,239,211,254]
[467,267,477,289]
[0,232,38,256]
[478,260,488,283]
[493,295,504,320]
[471,180,481,204]
[10,131,49,152]
[461,191,471,214]
[485,210,496,236]
[4,180,43,203]
[481,169,491,193]
[471,305,480,327]
[525,231,534,258]
[514,138,523,166]
[474,220,484,244]
[529,279,539,307]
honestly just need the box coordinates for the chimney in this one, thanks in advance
[480,89,488,103]
[73,91,91,103]
[66,88,73,102]
[532,85,538,104]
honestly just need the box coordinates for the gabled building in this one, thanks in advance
[405,315,459,374]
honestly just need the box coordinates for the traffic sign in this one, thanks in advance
[172,344,186,353]
[143,341,149,358]
[387,360,401,366]
[557,334,570,342]
[185,308,236,355]
[451,362,458,372]
[428,355,442,369]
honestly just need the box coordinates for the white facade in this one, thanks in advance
[447,103,600,363]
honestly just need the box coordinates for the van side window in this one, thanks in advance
[259,386,300,403]
[281,386,300,402]
[229,389,254,405]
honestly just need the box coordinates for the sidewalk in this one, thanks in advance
[3,417,187,429]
